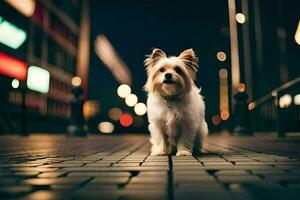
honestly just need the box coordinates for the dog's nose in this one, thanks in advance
[164,73,172,79]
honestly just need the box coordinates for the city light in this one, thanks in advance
[4,0,36,17]
[220,111,230,121]
[219,68,229,121]
[11,79,19,89]
[134,103,147,116]
[94,35,132,84]
[108,107,122,121]
[295,20,300,45]
[236,13,246,24]
[294,94,300,105]
[125,94,138,107]
[219,68,228,79]
[117,84,131,98]
[120,113,133,127]
[71,76,82,87]
[27,66,50,94]
[211,115,221,126]
[0,52,27,80]
[216,51,227,62]
[238,83,246,92]
[98,122,114,133]
[248,102,256,110]
[279,94,292,108]
[83,100,100,119]
[0,17,27,49]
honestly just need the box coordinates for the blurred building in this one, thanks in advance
[0,0,90,133]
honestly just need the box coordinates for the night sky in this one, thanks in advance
[89,0,229,129]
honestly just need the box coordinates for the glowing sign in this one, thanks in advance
[27,66,50,93]
[0,52,27,80]
[0,16,27,49]
[4,0,36,17]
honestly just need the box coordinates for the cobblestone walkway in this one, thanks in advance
[0,134,300,200]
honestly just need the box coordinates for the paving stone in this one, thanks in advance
[217,175,262,183]
[203,162,233,166]
[67,172,131,177]
[142,162,168,166]
[38,172,67,178]
[20,190,69,200]
[1,134,300,200]
[113,162,140,167]
[22,177,91,185]
[216,170,250,176]
[89,177,129,184]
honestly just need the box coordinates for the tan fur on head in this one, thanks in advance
[144,48,199,97]
[179,49,199,80]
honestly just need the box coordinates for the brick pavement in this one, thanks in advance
[0,134,300,200]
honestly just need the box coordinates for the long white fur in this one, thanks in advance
[145,48,208,156]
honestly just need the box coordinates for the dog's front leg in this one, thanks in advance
[176,130,196,156]
[149,123,167,155]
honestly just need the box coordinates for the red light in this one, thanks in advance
[120,113,133,127]
[0,52,27,81]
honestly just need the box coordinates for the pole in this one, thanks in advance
[228,0,241,110]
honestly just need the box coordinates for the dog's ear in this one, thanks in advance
[179,48,199,80]
[144,48,166,72]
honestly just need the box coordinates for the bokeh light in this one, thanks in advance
[238,83,246,92]
[11,79,19,89]
[211,115,221,126]
[219,68,228,79]
[279,94,292,108]
[294,94,300,105]
[125,94,138,107]
[98,122,114,133]
[236,13,246,24]
[71,76,82,87]
[216,51,227,62]
[117,84,131,98]
[120,113,133,127]
[134,103,147,116]
[108,107,122,121]
[248,102,256,110]
[220,111,230,120]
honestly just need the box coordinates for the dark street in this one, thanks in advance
[1,134,300,200]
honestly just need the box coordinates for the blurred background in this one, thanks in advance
[0,0,299,135]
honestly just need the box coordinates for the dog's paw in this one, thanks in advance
[151,151,166,156]
[176,150,192,156]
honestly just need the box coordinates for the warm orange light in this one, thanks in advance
[108,107,122,121]
[295,20,300,45]
[83,100,100,119]
[71,76,82,87]
[216,51,227,62]
[248,102,256,110]
[4,0,36,17]
[220,111,230,120]
[238,83,246,92]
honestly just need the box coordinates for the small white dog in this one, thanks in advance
[144,48,208,156]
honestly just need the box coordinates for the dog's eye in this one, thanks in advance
[174,66,182,74]
[159,68,165,72]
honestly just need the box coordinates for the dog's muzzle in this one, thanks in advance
[163,73,176,84]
